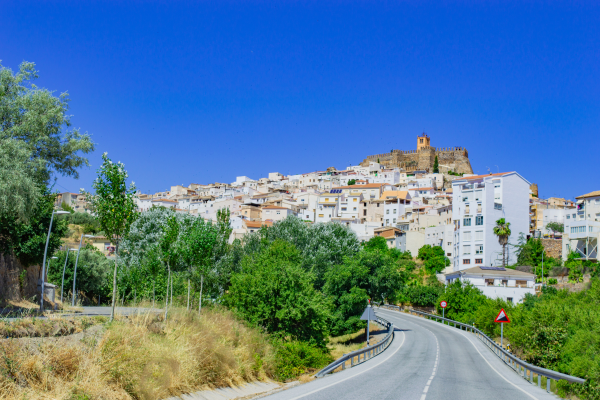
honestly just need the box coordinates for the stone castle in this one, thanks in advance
[360,133,473,174]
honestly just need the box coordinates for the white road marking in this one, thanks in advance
[285,330,406,400]
[418,325,440,400]
[379,308,540,400]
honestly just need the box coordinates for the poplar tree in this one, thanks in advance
[86,153,137,321]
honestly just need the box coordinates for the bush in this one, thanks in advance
[273,340,333,381]
[226,241,331,346]
[401,285,442,307]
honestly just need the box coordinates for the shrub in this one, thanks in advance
[273,340,333,381]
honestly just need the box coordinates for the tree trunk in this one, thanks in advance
[198,275,204,314]
[502,243,506,267]
[187,278,190,311]
[170,273,173,308]
[110,241,119,322]
[152,280,155,309]
[164,264,171,320]
[134,287,137,306]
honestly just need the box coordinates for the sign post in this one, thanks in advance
[440,300,447,319]
[494,308,511,347]
[360,299,377,345]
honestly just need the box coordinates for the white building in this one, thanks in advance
[381,191,411,227]
[425,224,454,259]
[445,266,536,303]
[563,219,600,262]
[575,190,600,222]
[262,205,296,223]
[451,172,530,271]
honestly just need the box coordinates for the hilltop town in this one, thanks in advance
[56,133,598,295]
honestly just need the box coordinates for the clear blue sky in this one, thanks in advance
[2,1,598,200]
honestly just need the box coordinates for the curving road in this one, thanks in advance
[262,308,557,400]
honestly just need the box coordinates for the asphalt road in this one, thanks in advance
[262,308,558,400]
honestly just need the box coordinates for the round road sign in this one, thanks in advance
[440,300,447,308]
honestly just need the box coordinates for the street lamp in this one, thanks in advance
[73,234,98,306]
[40,209,70,312]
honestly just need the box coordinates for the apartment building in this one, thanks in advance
[381,191,411,227]
[315,192,342,223]
[262,205,296,223]
[451,172,530,271]
[562,190,600,262]
[425,224,454,259]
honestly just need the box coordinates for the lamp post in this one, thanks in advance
[72,234,98,306]
[40,210,70,312]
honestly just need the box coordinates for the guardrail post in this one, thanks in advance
[547,377,551,392]
[538,374,541,387]
[529,369,533,384]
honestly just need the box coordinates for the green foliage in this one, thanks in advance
[0,61,94,184]
[494,218,512,267]
[0,138,43,221]
[400,285,443,306]
[273,340,333,381]
[226,241,331,346]
[47,248,112,301]
[0,189,68,267]
[433,156,439,173]
[61,202,75,213]
[347,179,356,186]
[323,249,406,335]
[546,222,564,234]
[86,153,137,246]
[437,280,490,324]
[417,244,445,261]
[516,237,545,267]
[565,251,585,283]
[237,216,360,289]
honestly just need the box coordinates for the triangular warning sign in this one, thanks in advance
[494,308,511,323]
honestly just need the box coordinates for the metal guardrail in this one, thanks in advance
[379,305,586,392]
[315,315,394,378]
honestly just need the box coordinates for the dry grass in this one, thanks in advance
[328,322,380,360]
[0,315,106,339]
[0,307,277,400]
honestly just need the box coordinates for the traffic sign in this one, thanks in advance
[494,308,511,323]
[440,300,447,308]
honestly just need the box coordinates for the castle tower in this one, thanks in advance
[417,133,430,151]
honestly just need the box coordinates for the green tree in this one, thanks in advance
[493,218,512,267]
[86,153,137,321]
[226,241,331,346]
[565,250,584,283]
[160,215,180,319]
[0,189,68,267]
[0,138,43,221]
[47,246,112,303]
[433,156,439,173]
[546,222,564,235]
[347,179,356,186]
[180,217,220,312]
[0,61,94,185]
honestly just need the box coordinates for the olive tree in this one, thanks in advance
[86,153,137,321]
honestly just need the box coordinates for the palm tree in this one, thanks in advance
[493,218,512,267]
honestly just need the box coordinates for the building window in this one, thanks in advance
[475,258,482,264]
[448,242,452,246]
[463,245,471,255]
[516,280,527,288]
[567,215,570,219]
[463,259,471,265]
[386,219,390,225]
[393,218,396,223]
[475,245,483,255]
[485,278,494,286]
[318,214,324,218]
[476,216,483,225]
[507,297,513,303]
[447,253,452,257]
[501,279,508,286]
[464,218,472,226]
[475,230,483,240]
[386,209,390,214]
[463,231,472,241]
[377,203,380,207]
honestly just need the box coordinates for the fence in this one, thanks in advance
[315,316,394,378]
[379,305,585,392]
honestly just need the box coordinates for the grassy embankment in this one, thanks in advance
[0,306,375,400]
[0,308,276,400]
